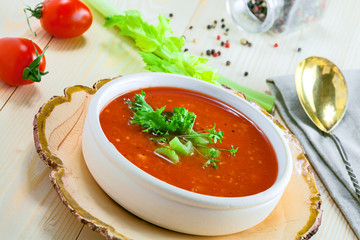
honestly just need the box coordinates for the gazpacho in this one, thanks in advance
[99,87,278,197]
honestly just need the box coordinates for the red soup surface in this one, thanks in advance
[99,87,278,197]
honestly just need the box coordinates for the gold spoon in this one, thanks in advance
[295,56,360,199]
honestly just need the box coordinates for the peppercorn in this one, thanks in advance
[214,20,217,24]
[169,13,173,17]
[217,51,221,56]
[184,48,188,52]
[297,47,302,52]
[207,24,212,30]
[221,41,225,46]
[247,42,252,47]
[217,35,221,40]
[211,49,215,54]
[221,24,225,28]
[273,43,279,48]
[226,60,231,66]
[206,50,211,56]
[224,42,230,48]
[221,18,225,22]
[212,52,219,57]
[240,38,248,45]
[189,26,193,29]
[244,71,249,76]
[226,28,229,32]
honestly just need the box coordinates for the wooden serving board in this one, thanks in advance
[33,78,322,240]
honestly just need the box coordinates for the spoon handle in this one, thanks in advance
[329,133,360,200]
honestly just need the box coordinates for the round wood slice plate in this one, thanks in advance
[33,77,322,240]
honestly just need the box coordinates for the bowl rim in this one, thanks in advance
[85,72,293,210]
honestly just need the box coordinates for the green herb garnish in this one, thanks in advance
[127,92,238,168]
[127,91,196,135]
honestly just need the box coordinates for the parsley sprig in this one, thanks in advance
[127,91,196,135]
[127,91,238,168]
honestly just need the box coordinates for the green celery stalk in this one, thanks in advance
[84,0,275,112]
[217,75,275,112]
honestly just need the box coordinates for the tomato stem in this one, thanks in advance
[24,3,43,37]
[22,44,49,83]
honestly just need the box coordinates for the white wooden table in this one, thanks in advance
[0,0,358,239]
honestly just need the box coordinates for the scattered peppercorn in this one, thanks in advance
[189,26,193,29]
[207,24,212,30]
[217,35,221,40]
[221,18,225,22]
[206,49,211,56]
[192,38,197,43]
[240,38,248,45]
[244,71,249,77]
[247,42,252,47]
[184,48,188,52]
[212,52,219,57]
[169,13,173,17]
[273,43,279,48]
[214,20,218,24]
[226,28,229,32]
[217,51,221,56]
[221,24,225,28]
[297,47,302,52]
[226,60,231,66]
[200,52,204,56]
[211,49,215,54]
[225,42,230,48]
[221,41,225,46]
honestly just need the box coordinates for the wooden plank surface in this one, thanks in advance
[0,0,359,239]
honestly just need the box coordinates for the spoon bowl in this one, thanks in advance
[295,56,360,199]
[295,56,348,133]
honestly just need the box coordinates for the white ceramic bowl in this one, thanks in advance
[82,72,293,236]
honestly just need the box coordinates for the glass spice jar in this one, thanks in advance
[226,0,329,34]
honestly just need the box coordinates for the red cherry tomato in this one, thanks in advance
[0,37,47,86]
[27,0,93,38]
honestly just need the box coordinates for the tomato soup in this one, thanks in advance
[99,87,278,197]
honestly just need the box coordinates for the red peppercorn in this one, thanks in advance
[225,42,230,48]
[217,35,221,40]
[273,43,279,48]
[212,52,219,57]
